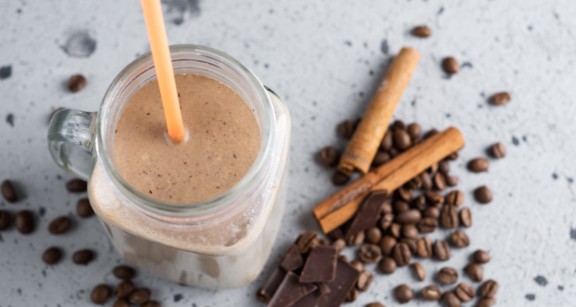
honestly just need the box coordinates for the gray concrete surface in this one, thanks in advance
[1,0,575,306]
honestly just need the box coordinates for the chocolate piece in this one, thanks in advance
[268,272,317,307]
[292,259,360,307]
[280,245,304,272]
[345,190,387,240]
[257,268,286,303]
[295,231,319,253]
[300,246,338,283]
[316,283,331,297]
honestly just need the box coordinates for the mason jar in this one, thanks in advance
[47,45,291,289]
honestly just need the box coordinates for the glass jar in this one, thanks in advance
[47,45,291,289]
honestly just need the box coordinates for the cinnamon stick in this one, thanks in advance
[314,127,464,234]
[338,47,420,175]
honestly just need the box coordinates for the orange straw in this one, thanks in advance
[140,0,185,143]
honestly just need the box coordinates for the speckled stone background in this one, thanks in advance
[1,0,575,306]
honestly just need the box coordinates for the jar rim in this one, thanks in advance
[96,44,276,221]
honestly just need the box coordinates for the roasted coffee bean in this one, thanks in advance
[455,282,474,302]
[439,160,450,174]
[459,208,472,227]
[373,151,391,167]
[332,171,350,186]
[347,230,366,246]
[350,260,365,272]
[0,210,12,230]
[472,250,490,264]
[440,205,459,229]
[76,198,94,218]
[396,188,413,202]
[113,265,136,280]
[411,25,432,38]
[416,237,432,258]
[359,244,382,263]
[112,299,130,307]
[67,74,87,93]
[393,200,411,213]
[318,146,339,167]
[332,238,346,252]
[339,255,349,262]
[1,180,18,203]
[141,301,161,307]
[389,223,402,238]
[489,143,506,159]
[411,195,426,210]
[381,201,393,214]
[447,152,459,160]
[436,267,458,285]
[446,191,464,207]
[464,262,484,282]
[401,224,419,239]
[366,227,382,244]
[423,207,440,219]
[66,178,87,192]
[425,191,444,206]
[366,302,385,307]
[468,158,489,173]
[442,57,459,75]
[424,129,439,139]
[357,270,373,291]
[433,173,447,191]
[128,288,151,305]
[296,231,320,253]
[91,284,112,304]
[392,242,412,266]
[48,216,72,235]
[394,284,413,304]
[480,280,499,298]
[489,92,511,106]
[381,131,393,151]
[399,237,417,253]
[392,120,406,130]
[345,288,359,302]
[15,210,35,234]
[337,120,355,139]
[476,297,496,307]
[379,213,394,230]
[449,230,470,248]
[114,280,135,298]
[420,285,441,301]
[379,256,397,274]
[411,262,425,281]
[395,210,421,225]
[393,129,412,150]
[420,172,433,190]
[446,175,459,187]
[406,123,421,140]
[433,240,451,261]
[73,249,95,265]
[474,186,493,204]
[42,247,63,265]
[442,291,461,307]
[379,235,397,256]
[417,217,437,233]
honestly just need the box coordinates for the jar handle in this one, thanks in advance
[47,109,97,180]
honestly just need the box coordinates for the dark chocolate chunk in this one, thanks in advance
[299,246,338,283]
[280,245,304,272]
[256,268,287,303]
[345,190,387,240]
[268,272,317,307]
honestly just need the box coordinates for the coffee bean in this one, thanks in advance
[428,163,438,174]
[128,288,151,305]
[112,299,130,307]
[381,201,393,214]
[406,123,421,141]
[489,92,511,106]
[446,191,464,207]
[437,267,458,285]
[318,146,339,167]
[411,25,432,38]
[48,216,72,235]
[76,198,94,218]
[401,224,419,239]
[0,210,12,230]
[381,131,393,151]
[476,297,496,307]
[393,129,412,150]
[379,256,397,274]
[379,235,397,256]
[449,230,470,248]
[347,230,366,246]
[489,142,506,158]
[411,195,426,210]
[345,288,359,302]
[442,291,461,307]
[332,238,346,252]
[423,207,440,219]
[392,242,412,266]
[442,57,460,75]
[337,120,355,139]
[459,208,472,227]
[113,265,136,280]
[394,284,413,304]
[366,302,385,307]
[359,244,382,263]
[420,172,433,190]
[67,74,87,93]
[433,240,451,261]
[439,160,450,174]
[455,282,474,302]
[379,213,394,230]
[66,179,87,193]
[1,180,18,203]
[357,269,373,291]
[141,301,162,307]
[395,210,421,225]
[396,188,413,202]
[389,223,401,238]
[468,158,489,173]
[420,285,441,301]
[472,249,490,264]
[42,247,63,265]
[417,217,437,233]
[411,262,425,281]
[15,210,35,234]
[72,249,95,265]
[392,120,406,130]
[399,237,417,253]
[440,205,459,229]
[446,175,459,187]
[393,200,411,213]
[447,151,459,160]
[114,280,135,298]
[332,170,350,186]
[464,262,484,282]
[480,279,499,298]
[91,284,112,304]
[433,173,447,191]
[373,151,391,167]
[425,191,444,206]
[474,186,493,204]
[366,227,382,244]
[350,259,365,272]
[416,237,432,258]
